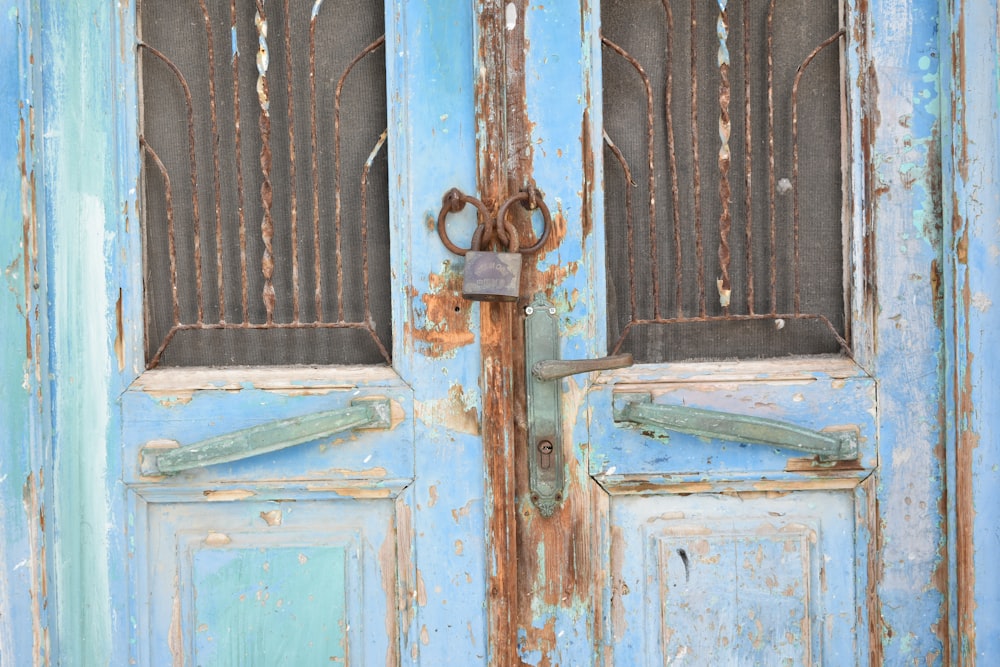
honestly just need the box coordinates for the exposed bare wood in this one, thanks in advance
[476,2,520,663]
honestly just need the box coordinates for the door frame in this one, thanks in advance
[2,0,999,664]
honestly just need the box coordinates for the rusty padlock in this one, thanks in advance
[462,221,521,302]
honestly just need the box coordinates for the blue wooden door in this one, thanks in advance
[485,0,945,664]
[119,1,489,664]
[97,0,949,663]
[0,0,965,664]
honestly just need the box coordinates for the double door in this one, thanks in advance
[117,0,938,664]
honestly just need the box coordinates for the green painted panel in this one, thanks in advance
[192,546,348,665]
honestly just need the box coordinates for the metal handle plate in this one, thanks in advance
[525,304,635,515]
[140,398,392,476]
[613,393,858,461]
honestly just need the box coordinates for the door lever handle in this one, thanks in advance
[524,304,632,516]
[532,353,633,381]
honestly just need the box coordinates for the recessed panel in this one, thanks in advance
[133,493,399,666]
[653,523,817,664]
[609,490,858,666]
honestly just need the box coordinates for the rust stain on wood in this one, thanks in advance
[408,271,475,357]
[956,232,978,660]
[609,524,627,640]
[529,261,580,301]
[114,288,125,371]
[392,497,417,665]
[514,393,595,660]
[475,1,533,663]
[580,110,594,241]
[861,475,884,666]
[22,471,50,665]
[381,499,407,667]
[18,106,41,386]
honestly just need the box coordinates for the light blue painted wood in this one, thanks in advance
[0,0,51,663]
[388,0,490,663]
[132,490,395,665]
[866,0,948,661]
[33,1,136,664]
[5,0,997,663]
[941,0,1000,660]
[577,0,944,662]
[610,491,859,665]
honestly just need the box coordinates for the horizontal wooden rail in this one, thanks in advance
[613,393,857,461]
[141,398,391,475]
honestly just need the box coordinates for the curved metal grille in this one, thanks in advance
[139,0,390,367]
[602,0,848,362]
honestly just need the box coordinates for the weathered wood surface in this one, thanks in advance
[2,0,999,664]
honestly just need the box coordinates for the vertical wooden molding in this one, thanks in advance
[478,1,593,662]
[475,2,524,664]
[942,0,1000,661]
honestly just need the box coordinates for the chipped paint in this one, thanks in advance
[942,0,1000,660]
[258,510,281,527]
[379,497,403,667]
[414,382,481,435]
[331,487,393,499]
[202,489,256,502]
[407,270,476,357]
[2,0,993,663]
[2,1,52,662]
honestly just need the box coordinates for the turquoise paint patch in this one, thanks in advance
[193,546,348,665]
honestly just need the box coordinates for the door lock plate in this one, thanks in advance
[525,303,564,516]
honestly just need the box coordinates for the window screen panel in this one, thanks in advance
[139,0,390,367]
[602,0,847,362]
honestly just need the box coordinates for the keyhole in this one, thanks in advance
[537,440,554,469]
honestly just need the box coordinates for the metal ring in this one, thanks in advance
[437,188,493,256]
[502,223,520,253]
[496,189,552,255]
[472,218,518,253]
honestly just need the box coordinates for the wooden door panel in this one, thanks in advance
[122,370,415,664]
[132,491,405,665]
[607,490,862,665]
[121,370,412,487]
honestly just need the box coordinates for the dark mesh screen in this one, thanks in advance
[139,0,390,366]
[602,0,846,362]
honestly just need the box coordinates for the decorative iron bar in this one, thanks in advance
[138,0,390,367]
[602,0,848,361]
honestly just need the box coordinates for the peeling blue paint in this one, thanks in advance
[2,0,997,663]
